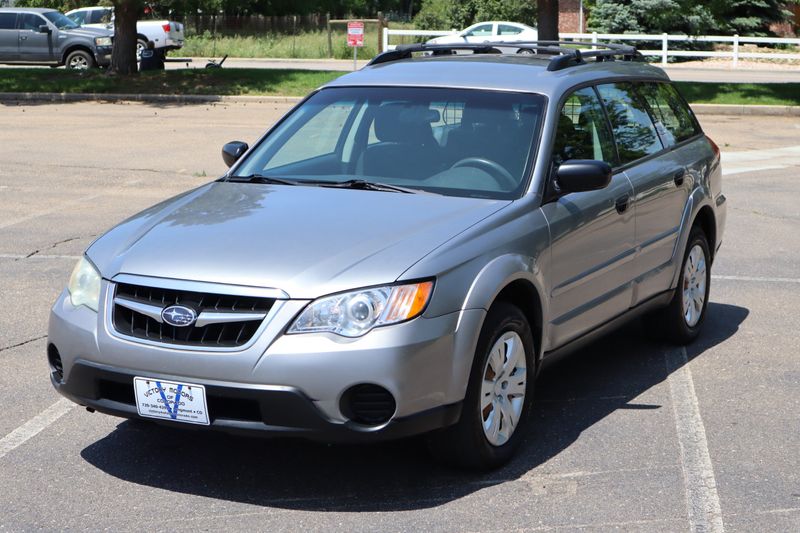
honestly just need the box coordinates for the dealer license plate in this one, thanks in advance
[133,377,210,425]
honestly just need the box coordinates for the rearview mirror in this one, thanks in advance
[221,141,248,168]
[38,25,51,34]
[556,160,612,193]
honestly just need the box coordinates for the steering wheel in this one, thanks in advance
[450,157,516,190]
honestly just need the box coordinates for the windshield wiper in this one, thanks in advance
[225,174,299,186]
[314,179,417,194]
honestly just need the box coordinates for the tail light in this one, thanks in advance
[162,23,171,32]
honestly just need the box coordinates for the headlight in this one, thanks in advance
[67,257,101,312]
[288,281,434,338]
[94,37,112,47]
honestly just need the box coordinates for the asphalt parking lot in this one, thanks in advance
[0,102,798,532]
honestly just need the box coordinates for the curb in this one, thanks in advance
[0,92,798,115]
[0,92,303,105]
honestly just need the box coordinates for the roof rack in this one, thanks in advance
[367,41,642,71]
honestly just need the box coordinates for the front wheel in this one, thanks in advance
[65,50,95,70]
[428,302,535,470]
[644,226,711,344]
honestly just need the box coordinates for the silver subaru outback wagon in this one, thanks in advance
[48,42,726,469]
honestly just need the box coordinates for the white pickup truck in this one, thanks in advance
[65,6,184,59]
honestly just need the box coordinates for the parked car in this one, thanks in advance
[48,42,726,469]
[427,21,539,53]
[65,6,184,60]
[0,7,112,69]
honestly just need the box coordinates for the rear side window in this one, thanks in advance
[67,11,86,25]
[638,82,701,146]
[553,87,616,167]
[90,9,112,24]
[597,83,663,166]
[498,24,523,36]
[0,13,16,30]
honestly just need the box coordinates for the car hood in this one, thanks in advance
[65,26,113,38]
[87,182,510,299]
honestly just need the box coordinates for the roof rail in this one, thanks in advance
[367,41,642,72]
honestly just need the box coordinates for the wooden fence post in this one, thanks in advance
[326,13,333,58]
[377,11,385,53]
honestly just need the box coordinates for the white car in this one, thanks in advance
[66,6,184,59]
[427,21,539,54]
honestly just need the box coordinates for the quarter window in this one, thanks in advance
[552,87,616,167]
[597,83,663,165]
[638,82,701,146]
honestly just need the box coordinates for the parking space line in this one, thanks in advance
[712,275,800,284]
[0,399,74,460]
[0,254,81,260]
[665,346,725,533]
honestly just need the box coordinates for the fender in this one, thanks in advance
[668,187,715,289]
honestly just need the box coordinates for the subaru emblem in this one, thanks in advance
[161,305,197,327]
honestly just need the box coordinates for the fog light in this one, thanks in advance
[340,384,396,426]
[47,344,63,382]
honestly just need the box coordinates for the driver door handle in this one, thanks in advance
[615,194,630,214]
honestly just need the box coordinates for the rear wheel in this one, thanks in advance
[516,48,535,55]
[428,302,535,470]
[644,226,711,344]
[65,50,94,70]
[136,39,147,61]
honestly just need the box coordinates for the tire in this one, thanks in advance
[517,48,535,55]
[644,226,711,344]
[136,39,147,62]
[65,50,95,70]
[428,301,535,470]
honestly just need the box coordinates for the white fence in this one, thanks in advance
[382,28,800,68]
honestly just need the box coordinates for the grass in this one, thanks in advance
[1,69,799,105]
[181,24,422,60]
[0,68,346,96]
[673,82,800,106]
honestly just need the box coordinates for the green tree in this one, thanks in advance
[414,0,536,30]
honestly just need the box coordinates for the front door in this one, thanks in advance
[541,87,636,349]
[17,13,55,62]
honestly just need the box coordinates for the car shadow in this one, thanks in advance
[80,301,748,512]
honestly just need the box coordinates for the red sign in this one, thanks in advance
[347,21,365,47]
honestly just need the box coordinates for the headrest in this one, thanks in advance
[374,103,439,143]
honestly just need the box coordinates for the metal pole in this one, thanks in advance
[579,1,583,33]
[353,44,357,71]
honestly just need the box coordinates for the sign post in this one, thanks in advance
[347,21,365,71]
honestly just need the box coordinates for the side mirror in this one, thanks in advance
[221,141,248,168]
[38,25,52,34]
[556,160,612,193]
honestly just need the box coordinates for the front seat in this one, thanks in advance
[359,103,440,180]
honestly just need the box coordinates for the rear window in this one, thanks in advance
[638,82,701,146]
[596,83,663,166]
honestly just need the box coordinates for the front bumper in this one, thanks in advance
[52,360,462,442]
[95,46,112,67]
[48,281,485,441]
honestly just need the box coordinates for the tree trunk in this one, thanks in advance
[537,0,560,42]
[110,0,141,75]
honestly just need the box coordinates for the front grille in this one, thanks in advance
[112,282,274,348]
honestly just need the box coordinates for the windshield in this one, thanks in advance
[233,87,545,199]
[43,11,80,30]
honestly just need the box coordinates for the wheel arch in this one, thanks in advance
[61,45,95,65]
[492,279,543,367]
[693,205,717,263]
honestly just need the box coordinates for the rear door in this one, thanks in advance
[541,87,636,348]
[595,82,685,305]
[0,12,19,61]
[17,12,54,62]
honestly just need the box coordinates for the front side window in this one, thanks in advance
[19,13,45,31]
[552,87,616,167]
[597,83,663,165]
[465,24,493,37]
[234,87,546,200]
[638,82,701,146]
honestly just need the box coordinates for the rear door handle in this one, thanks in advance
[674,169,686,187]
[615,194,630,214]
